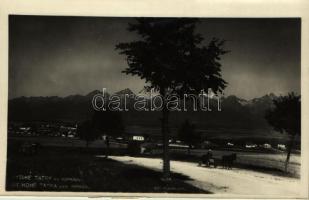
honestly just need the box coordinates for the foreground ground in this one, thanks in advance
[6,137,301,195]
[9,136,301,177]
[6,146,207,193]
[109,156,301,197]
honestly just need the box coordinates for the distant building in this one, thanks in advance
[116,137,124,141]
[132,136,144,141]
[263,143,272,149]
[19,127,30,131]
[245,144,257,149]
[227,142,234,146]
[277,144,286,150]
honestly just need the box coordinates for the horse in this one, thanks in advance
[221,153,237,169]
[198,152,219,168]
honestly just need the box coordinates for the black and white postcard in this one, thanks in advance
[0,0,308,198]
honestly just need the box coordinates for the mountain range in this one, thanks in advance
[8,89,278,132]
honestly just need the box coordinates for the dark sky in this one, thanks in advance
[9,16,300,100]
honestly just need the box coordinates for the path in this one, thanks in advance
[107,156,301,197]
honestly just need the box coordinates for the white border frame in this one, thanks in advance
[0,0,308,198]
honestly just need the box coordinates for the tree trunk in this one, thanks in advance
[105,146,109,158]
[284,134,295,173]
[161,90,171,180]
[187,145,191,155]
[105,139,110,158]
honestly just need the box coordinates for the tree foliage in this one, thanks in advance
[92,110,124,136]
[265,93,300,136]
[76,120,100,147]
[178,119,201,149]
[77,110,124,147]
[116,18,228,96]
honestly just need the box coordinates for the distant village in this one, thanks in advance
[8,121,288,154]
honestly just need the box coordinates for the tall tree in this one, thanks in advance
[92,110,124,157]
[265,93,301,172]
[116,18,228,179]
[92,110,124,136]
[77,120,100,148]
[178,119,201,154]
[77,111,124,150]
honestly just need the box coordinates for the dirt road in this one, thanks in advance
[109,156,301,197]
